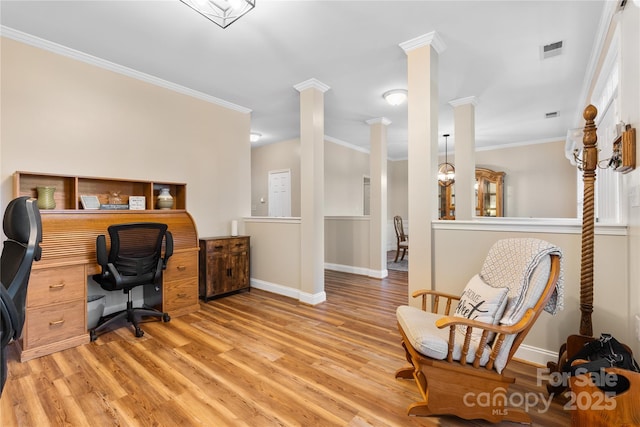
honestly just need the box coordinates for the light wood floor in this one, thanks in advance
[1,269,571,426]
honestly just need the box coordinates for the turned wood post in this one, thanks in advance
[579,104,597,337]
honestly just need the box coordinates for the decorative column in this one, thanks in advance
[449,96,477,220]
[366,117,390,278]
[400,32,445,303]
[294,78,330,305]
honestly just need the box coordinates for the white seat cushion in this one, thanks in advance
[397,305,492,366]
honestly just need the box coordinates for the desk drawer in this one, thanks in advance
[28,265,86,308]
[24,299,86,348]
[164,252,197,282]
[164,277,198,313]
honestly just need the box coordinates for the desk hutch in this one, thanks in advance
[13,171,200,361]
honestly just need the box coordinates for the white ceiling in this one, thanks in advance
[0,0,608,159]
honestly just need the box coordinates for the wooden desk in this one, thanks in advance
[18,210,200,361]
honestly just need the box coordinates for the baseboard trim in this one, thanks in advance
[250,278,326,305]
[514,343,558,367]
[324,262,387,278]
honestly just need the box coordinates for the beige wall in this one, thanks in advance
[251,139,301,217]
[388,160,409,221]
[324,141,370,216]
[0,37,251,237]
[475,140,577,218]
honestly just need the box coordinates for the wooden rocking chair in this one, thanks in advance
[395,238,562,424]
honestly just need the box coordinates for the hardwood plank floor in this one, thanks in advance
[1,269,570,426]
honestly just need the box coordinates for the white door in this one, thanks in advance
[268,170,291,217]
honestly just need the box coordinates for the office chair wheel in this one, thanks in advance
[135,327,144,338]
[162,313,170,322]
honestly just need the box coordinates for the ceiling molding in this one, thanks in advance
[293,78,330,93]
[399,31,447,55]
[0,25,252,114]
[324,135,370,154]
[475,136,564,152]
[365,117,392,126]
[449,96,478,107]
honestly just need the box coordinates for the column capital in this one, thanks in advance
[399,31,446,55]
[294,78,330,93]
[449,96,478,107]
[366,117,392,126]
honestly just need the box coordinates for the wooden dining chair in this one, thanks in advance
[393,215,408,262]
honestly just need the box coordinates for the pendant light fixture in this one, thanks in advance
[438,134,455,187]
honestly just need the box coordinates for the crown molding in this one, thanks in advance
[365,117,392,126]
[449,96,478,107]
[294,78,330,93]
[324,135,370,154]
[0,26,252,114]
[399,31,446,55]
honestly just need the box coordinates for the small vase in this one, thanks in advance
[156,188,174,210]
[36,186,56,210]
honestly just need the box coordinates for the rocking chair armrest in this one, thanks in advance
[435,308,537,335]
[411,289,461,314]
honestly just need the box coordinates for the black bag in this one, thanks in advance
[563,333,640,393]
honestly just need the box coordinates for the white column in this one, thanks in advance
[449,96,477,220]
[294,78,329,305]
[400,32,445,303]
[366,117,390,279]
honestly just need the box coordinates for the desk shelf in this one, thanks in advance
[14,171,186,210]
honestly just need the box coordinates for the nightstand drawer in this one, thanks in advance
[28,265,86,307]
[164,252,197,282]
[24,299,86,348]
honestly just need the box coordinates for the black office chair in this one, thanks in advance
[0,197,43,395]
[91,222,173,341]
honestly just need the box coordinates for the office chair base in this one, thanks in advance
[90,302,170,342]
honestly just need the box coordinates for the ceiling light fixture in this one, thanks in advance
[383,89,408,106]
[438,134,455,187]
[180,0,255,29]
[250,132,262,143]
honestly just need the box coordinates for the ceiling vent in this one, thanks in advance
[542,41,563,59]
[545,111,559,119]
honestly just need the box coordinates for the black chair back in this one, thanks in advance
[1,196,42,395]
[95,222,172,292]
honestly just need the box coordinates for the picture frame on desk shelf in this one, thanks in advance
[80,195,100,210]
[129,196,146,210]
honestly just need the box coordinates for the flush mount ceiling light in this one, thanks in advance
[383,89,408,106]
[250,132,262,143]
[180,0,255,29]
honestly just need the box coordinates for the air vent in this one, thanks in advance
[545,111,559,119]
[542,41,563,59]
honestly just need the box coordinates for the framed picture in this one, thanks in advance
[129,196,146,210]
[80,195,100,210]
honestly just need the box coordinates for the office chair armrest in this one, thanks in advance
[162,231,174,269]
[96,235,108,268]
[0,283,20,345]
